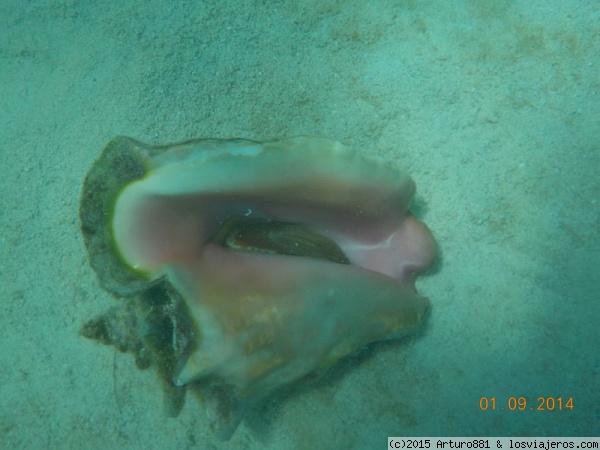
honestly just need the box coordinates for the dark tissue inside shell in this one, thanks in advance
[211,215,350,264]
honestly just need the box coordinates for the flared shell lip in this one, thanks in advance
[109,136,423,281]
[82,135,434,297]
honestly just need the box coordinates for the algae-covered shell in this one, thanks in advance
[79,136,435,439]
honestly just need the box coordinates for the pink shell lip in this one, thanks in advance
[113,190,435,286]
[111,136,436,289]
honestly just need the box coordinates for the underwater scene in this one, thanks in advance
[0,1,598,448]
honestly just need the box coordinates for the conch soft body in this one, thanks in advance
[79,136,435,439]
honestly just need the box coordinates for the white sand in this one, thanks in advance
[1,1,598,448]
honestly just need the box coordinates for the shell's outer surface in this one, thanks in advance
[168,243,429,395]
[79,136,435,440]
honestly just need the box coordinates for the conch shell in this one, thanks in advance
[79,136,435,439]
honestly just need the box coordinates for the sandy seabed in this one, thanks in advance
[1,1,598,448]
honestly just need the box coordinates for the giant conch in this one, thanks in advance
[79,136,436,439]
